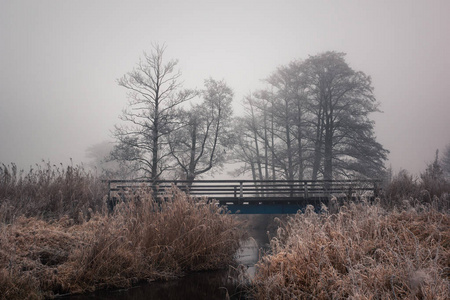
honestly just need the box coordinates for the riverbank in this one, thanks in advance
[62,226,270,300]
[251,200,450,299]
[0,187,244,299]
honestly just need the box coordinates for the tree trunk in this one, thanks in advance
[186,173,196,189]
[297,100,304,181]
[151,100,159,182]
[297,127,304,181]
[264,104,269,180]
[312,110,324,181]
[249,99,264,181]
[271,110,276,180]
[185,119,198,187]
[324,104,333,191]
[324,129,333,181]
[285,99,294,181]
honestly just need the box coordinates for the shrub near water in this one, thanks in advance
[0,187,243,299]
[383,166,450,211]
[252,202,449,299]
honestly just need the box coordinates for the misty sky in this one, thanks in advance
[1,0,449,176]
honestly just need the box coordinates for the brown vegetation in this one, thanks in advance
[0,163,106,223]
[252,199,449,299]
[251,165,450,299]
[383,167,450,211]
[0,164,243,299]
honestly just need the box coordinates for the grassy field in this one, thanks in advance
[0,164,244,299]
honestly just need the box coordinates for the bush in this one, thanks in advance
[383,169,420,205]
[420,155,449,206]
[383,167,450,211]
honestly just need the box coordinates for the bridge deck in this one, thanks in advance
[107,179,380,214]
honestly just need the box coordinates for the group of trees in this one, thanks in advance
[234,52,388,181]
[110,45,234,185]
[105,45,390,182]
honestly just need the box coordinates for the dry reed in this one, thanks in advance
[0,162,106,223]
[251,201,449,299]
[0,185,243,299]
[383,169,450,211]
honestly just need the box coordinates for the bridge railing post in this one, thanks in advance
[239,181,243,198]
[374,181,379,198]
[107,180,111,204]
[347,186,353,201]
[304,181,309,198]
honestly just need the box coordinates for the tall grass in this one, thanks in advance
[0,167,243,299]
[0,162,106,223]
[251,202,449,299]
[251,166,450,299]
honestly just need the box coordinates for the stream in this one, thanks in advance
[64,225,271,300]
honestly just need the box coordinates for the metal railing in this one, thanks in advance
[107,179,381,204]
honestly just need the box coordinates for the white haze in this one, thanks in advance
[1,0,449,176]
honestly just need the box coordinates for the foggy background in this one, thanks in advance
[1,0,449,176]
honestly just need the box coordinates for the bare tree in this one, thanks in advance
[112,44,196,180]
[232,117,260,179]
[235,92,280,181]
[265,61,309,180]
[168,78,234,186]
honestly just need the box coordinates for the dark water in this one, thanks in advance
[64,228,270,300]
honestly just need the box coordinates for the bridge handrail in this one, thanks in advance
[106,179,379,183]
[106,179,381,203]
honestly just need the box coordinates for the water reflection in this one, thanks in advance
[66,270,243,300]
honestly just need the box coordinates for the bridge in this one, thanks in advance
[107,179,381,214]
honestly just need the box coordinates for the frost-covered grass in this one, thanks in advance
[250,166,450,299]
[0,165,243,299]
[0,163,106,223]
[251,201,449,299]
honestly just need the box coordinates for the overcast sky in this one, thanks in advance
[1,0,449,176]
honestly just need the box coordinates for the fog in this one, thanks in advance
[1,0,449,176]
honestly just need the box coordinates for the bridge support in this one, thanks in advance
[226,204,306,214]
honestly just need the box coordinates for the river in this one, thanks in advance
[64,219,271,300]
